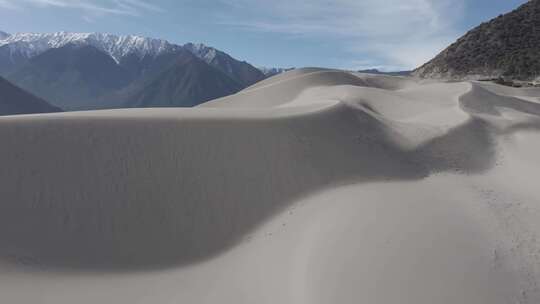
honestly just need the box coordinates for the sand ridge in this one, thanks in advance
[1,68,540,303]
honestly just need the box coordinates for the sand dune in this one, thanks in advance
[1,68,540,303]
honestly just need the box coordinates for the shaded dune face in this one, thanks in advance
[0,69,538,271]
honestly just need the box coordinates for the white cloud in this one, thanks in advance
[218,0,465,69]
[4,0,163,17]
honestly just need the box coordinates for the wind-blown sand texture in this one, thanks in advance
[1,68,540,303]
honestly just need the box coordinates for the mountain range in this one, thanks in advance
[0,31,272,111]
[358,69,412,76]
[414,0,540,80]
[258,67,296,78]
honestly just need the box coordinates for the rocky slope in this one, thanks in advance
[122,50,243,107]
[9,44,133,110]
[0,76,61,115]
[414,0,540,80]
[184,43,265,87]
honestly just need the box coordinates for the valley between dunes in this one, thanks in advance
[1,68,540,303]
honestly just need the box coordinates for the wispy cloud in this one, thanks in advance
[216,0,465,70]
[4,0,164,17]
[117,0,164,13]
[0,0,20,9]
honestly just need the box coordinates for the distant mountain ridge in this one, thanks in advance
[414,0,540,80]
[358,69,411,76]
[258,67,295,77]
[0,32,182,64]
[0,31,267,109]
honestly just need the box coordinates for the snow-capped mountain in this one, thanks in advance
[184,43,219,64]
[184,42,265,87]
[0,32,182,63]
[0,31,9,40]
[0,31,269,111]
[0,31,266,86]
[258,67,295,77]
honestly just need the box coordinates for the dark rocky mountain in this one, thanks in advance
[118,52,170,82]
[184,43,266,87]
[123,50,243,107]
[8,44,133,110]
[414,0,540,80]
[358,69,412,76]
[0,76,61,116]
[0,42,33,77]
[117,50,192,88]
[0,31,9,40]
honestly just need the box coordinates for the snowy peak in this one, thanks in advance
[0,31,9,40]
[258,67,295,77]
[184,42,266,86]
[183,43,219,64]
[0,32,182,63]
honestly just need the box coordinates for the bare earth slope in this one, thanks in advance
[1,68,540,303]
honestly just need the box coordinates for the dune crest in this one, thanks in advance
[1,68,540,303]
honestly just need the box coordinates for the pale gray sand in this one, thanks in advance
[0,176,524,304]
[1,68,540,303]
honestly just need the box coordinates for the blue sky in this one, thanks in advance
[0,0,529,70]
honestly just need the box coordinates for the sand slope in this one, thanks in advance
[1,68,540,303]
